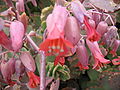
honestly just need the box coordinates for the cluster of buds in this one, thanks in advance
[39,0,120,70]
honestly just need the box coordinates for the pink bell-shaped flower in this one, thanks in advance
[76,39,89,70]
[64,16,81,46]
[40,5,73,56]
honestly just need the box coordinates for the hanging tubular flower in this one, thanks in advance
[110,40,120,56]
[76,40,89,70]
[27,71,40,88]
[39,5,73,56]
[84,16,101,42]
[86,39,111,69]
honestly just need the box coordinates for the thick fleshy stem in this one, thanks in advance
[40,51,46,90]
[26,33,46,90]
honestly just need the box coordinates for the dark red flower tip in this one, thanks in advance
[27,71,40,88]
[39,38,73,56]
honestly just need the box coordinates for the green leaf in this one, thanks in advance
[87,69,100,81]
[46,55,55,62]
[41,5,53,22]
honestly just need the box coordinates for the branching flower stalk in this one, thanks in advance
[26,33,46,90]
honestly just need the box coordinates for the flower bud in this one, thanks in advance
[10,21,24,51]
[64,16,81,46]
[102,26,118,47]
[16,0,25,12]
[20,52,36,72]
[96,21,108,36]
[15,59,25,78]
[110,40,120,56]
[19,12,28,33]
[92,12,101,26]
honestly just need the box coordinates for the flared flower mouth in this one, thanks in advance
[84,16,101,42]
[112,58,120,65]
[39,38,73,56]
[27,71,40,88]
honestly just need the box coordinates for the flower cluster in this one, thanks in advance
[39,0,120,70]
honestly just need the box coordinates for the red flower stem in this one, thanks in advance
[26,34,46,90]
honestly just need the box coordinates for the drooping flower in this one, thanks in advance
[102,26,118,47]
[39,5,73,56]
[110,40,120,56]
[84,16,101,42]
[64,16,81,46]
[10,21,25,52]
[76,40,89,70]
[86,39,110,69]
[16,0,25,13]
[27,71,40,88]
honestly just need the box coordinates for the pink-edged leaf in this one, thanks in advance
[20,52,36,72]
[10,21,24,51]
[1,58,15,83]
[0,31,13,50]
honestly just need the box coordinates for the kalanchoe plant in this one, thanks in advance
[0,0,120,90]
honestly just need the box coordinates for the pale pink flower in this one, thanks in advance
[64,16,81,46]
[76,40,89,70]
[86,39,111,69]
